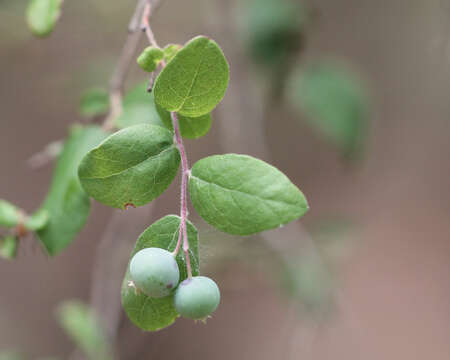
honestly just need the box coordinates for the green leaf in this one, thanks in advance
[163,44,181,63]
[137,46,164,72]
[122,215,199,331]
[189,154,308,235]
[0,236,19,260]
[0,200,19,228]
[78,124,180,209]
[244,0,307,67]
[36,125,108,255]
[26,0,62,37]
[25,209,49,231]
[290,63,369,157]
[157,105,212,139]
[79,88,109,118]
[154,36,230,117]
[115,83,166,129]
[57,301,112,360]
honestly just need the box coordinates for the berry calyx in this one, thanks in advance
[129,247,180,298]
[174,276,220,320]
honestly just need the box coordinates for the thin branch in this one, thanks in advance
[102,0,162,131]
[171,112,192,277]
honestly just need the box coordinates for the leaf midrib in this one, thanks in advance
[190,174,304,208]
[81,145,176,180]
[176,40,209,111]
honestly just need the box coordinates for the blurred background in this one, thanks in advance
[1,0,450,359]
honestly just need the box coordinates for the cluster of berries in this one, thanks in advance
[130,248,220,320]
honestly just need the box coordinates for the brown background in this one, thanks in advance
[1,0,450,359]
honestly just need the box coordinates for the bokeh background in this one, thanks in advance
[1,0,450,359]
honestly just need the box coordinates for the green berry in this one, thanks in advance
[129,248,180,298]
[174,276,220,320]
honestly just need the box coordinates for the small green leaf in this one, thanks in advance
[122,215,199,331]
[137,46,164,72]
[154,36,230,117]
[0,236,19,260]
[290,63,369,157]
[79,88,109,118]
[57,301,112,360]
[25,209,49,231]
[115,83,166,129]
[26,0,62,37]
[36,125,108,255]
[78,124,180,209]
[0,200,19,228]
[157,105,212,139]
[163,44,181,63]
[189,154,308,235]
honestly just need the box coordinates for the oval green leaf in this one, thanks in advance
[78,124,180,209]
[154,36,230,117]
[137,46,164,72]
[36,125,108,255]
[122,215,199,331]
[290,63,369,157]
[115,83,166,129]
[189,154,309,235]
[0,200,20,228]
[26,0,62,37]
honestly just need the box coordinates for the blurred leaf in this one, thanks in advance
[282,254,335,312]
[0,200,19,228]
[78,124,180,209]
[57,301,112,360]
[290,63,369,157]
[25,209,49,231]
[137,46,164,72]
[310,218,357,263]
[79,88,109,118]
[189,154,309,235]
[154,36,229,117]
[122,215,199,331]
[0,236,18,260]
[115,83,166,129]
[26,0,62,37]
[157,105,212,139]
[36,125,108,255]
[163,44,181,63]
[244,0,308,67]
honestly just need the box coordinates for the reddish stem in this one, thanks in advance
[171,112,192,278]
[142,5,192,277]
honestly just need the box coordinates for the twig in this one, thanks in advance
[102,0,162,131]
[27,139,63,169]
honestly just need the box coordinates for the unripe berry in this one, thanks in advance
[130,248,180,298]
[174,276,220,320]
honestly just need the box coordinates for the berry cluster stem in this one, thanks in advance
[142,1,193,278]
